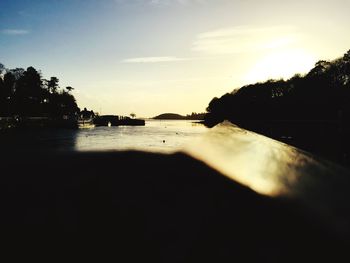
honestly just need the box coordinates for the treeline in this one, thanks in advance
[0,63,79,118]
[204,50,350,164]
[185,112,206,120]
[205,50,350,127]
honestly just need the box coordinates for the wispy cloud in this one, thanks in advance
[115,0,206,6]
[122,56,188,63]
[193,25,298,54]
[1,29,30,35]
[149,0,206,5]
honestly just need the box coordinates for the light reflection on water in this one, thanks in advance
[75,120,208,152]
[0,120,207,152]
[2,119,350,230]
[185,121,350,196]
[184,121,350,234]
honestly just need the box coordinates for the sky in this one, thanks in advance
[1,0,350,117]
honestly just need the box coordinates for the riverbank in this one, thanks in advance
[0,116,78,130]
[205,118,350,167]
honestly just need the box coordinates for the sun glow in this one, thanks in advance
[245,49,316,84]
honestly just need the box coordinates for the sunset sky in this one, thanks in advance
[1,0,350,117]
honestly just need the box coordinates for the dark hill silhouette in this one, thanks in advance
[204,49,350,165]
[154,113,185,119]
[154,112,205,120]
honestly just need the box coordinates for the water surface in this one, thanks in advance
[76,120,207,152]
[0,120,207,152]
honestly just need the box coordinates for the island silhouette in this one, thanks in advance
[153,112,205,120]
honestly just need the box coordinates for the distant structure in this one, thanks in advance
[93,115,145,126]
[80,107,95,120]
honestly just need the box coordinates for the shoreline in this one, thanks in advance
[204,119,350,167]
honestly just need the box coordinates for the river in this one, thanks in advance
[0,119,208,152]
[2,119,350,241]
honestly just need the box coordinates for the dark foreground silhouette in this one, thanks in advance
[1,150,348,262]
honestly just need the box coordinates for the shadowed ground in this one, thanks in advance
[1,149,348,262]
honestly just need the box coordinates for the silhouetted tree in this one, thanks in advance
[66,86,74,93]
[12,67,43,116]
[204,49,350,164]
[205,49,350,126]
[0,76,5,115]
[0,63,82,118]
[0,63,5,76]
[10,68,25,81]
[47,77,59,94]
